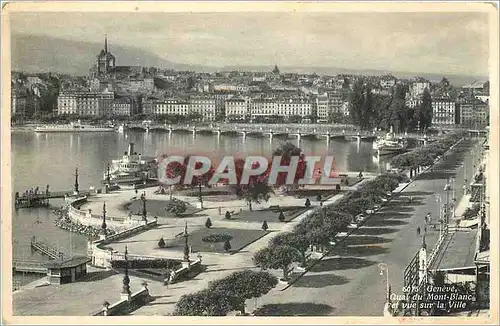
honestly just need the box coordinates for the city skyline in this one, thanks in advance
[10,11,489,77]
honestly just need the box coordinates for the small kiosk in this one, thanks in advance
[44,256,91,285]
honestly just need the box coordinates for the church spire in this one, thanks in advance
[104,34,108,53]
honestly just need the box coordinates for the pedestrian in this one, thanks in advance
[416,226,421,235]
[424,225,427,234]
[218,206,221,215]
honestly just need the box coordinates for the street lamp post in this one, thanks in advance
[141,192,147,223]
[444,179,451,234]
[198,181,203,209]
[435,195,442,238]
[378,263,391,302]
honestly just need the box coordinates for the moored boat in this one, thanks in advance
[373,132,408,156]
[34,120,115,133]
[103,143,157,186]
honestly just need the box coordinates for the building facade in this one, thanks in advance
[459,99,489,128]
[93,35,116,77]
[432,98,456,125]
[190,97,216,121]
[277,98,313,117]
[57,90,114,116]
[316,94,329,121]
[409,79,430,98]
[112,97,138,116]
[249,99,278,118]
[153,99,190,116]
[11,92,27,116]
[327,91,343,115]
[225,97,248,119]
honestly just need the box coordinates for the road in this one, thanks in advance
[248,137,483,316]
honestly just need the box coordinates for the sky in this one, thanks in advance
[9,11,490,76]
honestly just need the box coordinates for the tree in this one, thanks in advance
[417,88,433,130]
[305,198,311,207]
[174,289,235,316]
[252,245,302,280]
[288,115,302,123]
[243,179,274,211]
[278,210,286,222]
[272,142,307,190]
[205,217,213,229]
[262,220,269,231]
[223,239,232,252]
[186,76,196,91]
[340,197,374,218]
[158,237,166,248]
[270,228,310,266]
[208,270,278,315]
[349,79,365,127]
[360,86,375,130]
[165,198,188,216]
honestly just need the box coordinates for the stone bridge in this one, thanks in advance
[127,123,379,142]
[125,123,482,142]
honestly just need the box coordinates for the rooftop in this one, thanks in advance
[436,229,478,270]
[44,256,91,269]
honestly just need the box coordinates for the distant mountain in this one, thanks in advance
[11,34,216,76]
[11,34,487,86]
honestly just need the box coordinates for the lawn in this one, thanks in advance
[223,205,308,223]
[122,199,202,218]
[164,227,270,254]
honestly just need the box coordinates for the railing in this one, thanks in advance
[67,197,142,225]
[31,238,62,260]
[16,190,91,201]
[13,260,48,273]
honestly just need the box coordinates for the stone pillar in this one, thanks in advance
[102,302,110,316]
[297,132,301,142]
[269,131,273,142]
[242,130,247,141]
[192,127,197,137]
[217,128,221,138]
[168,125,172,136]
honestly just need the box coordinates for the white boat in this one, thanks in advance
[103,143,157,185]
[373,132,408,156]
[34,120,115,133]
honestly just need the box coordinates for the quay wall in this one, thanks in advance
[89,219,162,268]
[67,197,143,228]
[92,286,151,316]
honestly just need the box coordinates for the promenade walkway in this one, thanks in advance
[244,138,482,316]
[13,177,371,316]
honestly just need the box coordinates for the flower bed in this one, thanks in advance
[202,233,233,243]
[111,259,182,270]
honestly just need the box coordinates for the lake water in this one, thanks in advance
[11,130,390,286]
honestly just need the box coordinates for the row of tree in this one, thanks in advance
[174,270,278,316]
[173,171,411,316]
[390,131,468,177]
[348,80,433,132]
[251,172,410,281]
